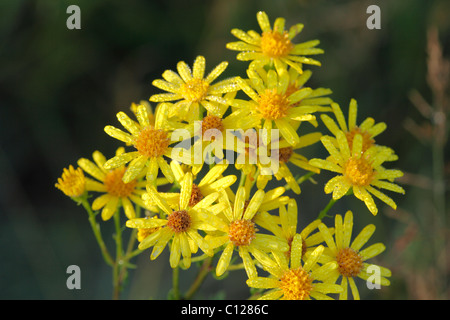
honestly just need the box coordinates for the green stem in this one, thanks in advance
[296,172,316,185]
[227,263,244,271]
[112,209,123,300]
[79,196,114,266]
[184,256,213,300]
[172,266,181,300]
[317,197,337,220]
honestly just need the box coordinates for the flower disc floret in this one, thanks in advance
[104,167,137,198]
[167,210,191,233]
[189,183,204,207]
[134,127,170,158]
[280,267,313,300]
[336,247,364,278]
[180,78,210,102]
[258,89,291,120]
[201,115,224,139]
[228,219,257,247]
[343,157,375,187]
[261,30,294,58]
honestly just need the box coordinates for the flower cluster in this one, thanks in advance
[55,11,404,300]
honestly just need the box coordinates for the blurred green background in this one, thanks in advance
[0,0,449,299]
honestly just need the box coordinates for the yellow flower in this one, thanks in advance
[149,55,238,122]
[226,167,290,213]
[321,99,397,160]
[246,234,343,300]
[103,102,183,184]
[145,161,238,211]
[200,186,289,279]
[247,131,323,194]
[126,172,216,269]
[226,11,323,74]
[309,129,405,215]
[254,198,325,259]
[232,67,331,146]
[55,165,86,198]
[188,103,260,174]
[77,148,165,221]
[285,68,334,112]
[318,211,392,299]
[171,161,237,206]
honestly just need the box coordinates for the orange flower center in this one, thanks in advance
[336,247,364,278]
[258,89,291,120]
[201,115,224,140]
[189,183,204,207]
[260,30,294,58]
[280,267,313,300]
[104,167,137,198]
[343,156,375,186]
[279,147,294,163]
[167,210,191,233]
[346,127,374,153]
[180,78,209,102]
[134,126,170,158]
[228,219,257,247]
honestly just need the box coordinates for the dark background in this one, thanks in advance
[0,0,449,299]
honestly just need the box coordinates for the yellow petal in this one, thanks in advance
[123,155,147,183]
[77,158,105,182]
[151,228,173,260]
[351,224,375,252]
[117,111,140,136]
[192,55,205,79]
[104,151,139,170]
[290,234,303,269]
[216,242,234,276]
[256,11,271,32]
[348,99,358,130]
[359,242,385,260]
[104,125,133,145]
[101,196,119,221]
[331,102,347,132]
[205,61,228,84]
[275,118,300,146]
[243,189,265,220]
[92,193,111,211]
[239,246,257,279]
[121,197,136,220]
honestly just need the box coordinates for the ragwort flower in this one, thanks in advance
[150,55,238,122]
[321,99,397,160]
[309,129,405,215]
[318,211,392,299]
[232,67,331,146]
[246,234,343,300]
[227,11,323,74]
[200,186,289,278]
[254,198,325,259]
[103,102,183,185]
[77,148,163,221]
[55,165,87,198]
[126,172,216,269]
